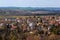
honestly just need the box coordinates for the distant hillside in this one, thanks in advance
[0,7,60,16]
[0,7,60,11]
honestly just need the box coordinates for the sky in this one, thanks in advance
[0,0,60,7]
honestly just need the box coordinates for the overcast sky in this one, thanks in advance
[0,0,60,7]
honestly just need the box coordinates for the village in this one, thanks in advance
[0,16,60,40]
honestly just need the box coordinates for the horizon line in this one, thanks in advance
[0,6,60,8]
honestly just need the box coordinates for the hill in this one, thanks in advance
[0,7,60,16]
